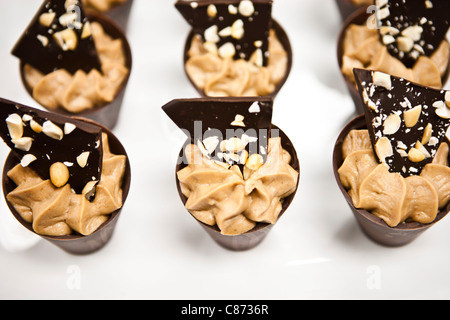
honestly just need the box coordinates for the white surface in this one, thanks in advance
[0,0,449,300]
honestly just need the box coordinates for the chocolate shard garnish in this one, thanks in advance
[0,97,103,194]
[175,0,273,66]
[375,0,450,68]
[354,68,450,177]
[162,97,274,166]
[12,0,101,74]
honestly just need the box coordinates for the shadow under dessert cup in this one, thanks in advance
[13,1,132,130]
[82,0,134,32]
[176,0,292,98]
[333,68,450,247]
[163,97,300,251]
[337,5,450,114]
[0,100,131,255]
[334,0,370,22]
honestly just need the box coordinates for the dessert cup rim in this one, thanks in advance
[182,18,293,99]
[18,11,133,118]
[332,114,450,232]
[2,117,132,242]
[175,123,300,237]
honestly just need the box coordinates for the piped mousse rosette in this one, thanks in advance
[12,0,131,128]
[334,68,450,246]
[0,98,130,255]
[175,0,292,97]
[162,97,299,250]
[338,0,449,112]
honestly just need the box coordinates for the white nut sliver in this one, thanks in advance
[43,121,64,140]
[375,137,393,163]
[20,154,37,167]
[223,137,246,153]
[30,120,43,133]
[202,136,219,154]
[397,36,414,52]
[12,137,33,152]
[248,102,261,113]
[204,25,219,43]
[401,25,423,42]
[436,106,450,119]
[64,123,77,135]
[404,105,422,127]
[77,151,90,168]
[422,123,433,145]
[373,72,392,90]
[383,113,401,135]
[6,113,24,140]
[218,42,236,58]
[238,0,255,16]
[39,12,56,27]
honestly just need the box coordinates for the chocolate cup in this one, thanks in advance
[19,12,133,130]
[183,19,293,99]
[2,118,132,255]
[334,0,369,21]
[175,125,300,251]
[337,8,450,115]
[332,115,450,247]
[85,0,134,33]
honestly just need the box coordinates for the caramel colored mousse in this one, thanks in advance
[6,132,127,237]
[23,21,129,114]
[177,136,299,236]
[341,18,449,89]
[338,129,450,228]
[186,29,288,97]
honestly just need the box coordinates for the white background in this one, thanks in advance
[0,0,449,300]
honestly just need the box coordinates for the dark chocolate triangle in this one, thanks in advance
[375,0,450,68]
[12,0,101,74]
[0,98,103,194]
[354,68,450,177]
[162,97,274,165]
[175,0,273,66]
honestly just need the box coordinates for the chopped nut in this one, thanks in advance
[375,137,393,163]
[5,113,24,140]
[383,113,401,135]
[404,105,422,127]
[239,149,249,164]
[204,25,219,43]
[218,42,236,58]
[37,34,49,47]
[248,102,261,113]
[49,162,70,188]
[219,26,232,37]
[64,123,77,135]
[43,120,64,140]
[415,141,431,158]
[207,4,217,17]
[373,71,392,90]
[12,137,33,152]
[202,136,219,154]
[59,12,78,28]
[422,123,433,145]
[39,12,56,27]
[397,36,414,52]
[246,153,264,170]
[435,105,450,119]
[228,4,238,14]
[53,28,78,51]
[81,22,92,39]
[249,49,263,67]
[379,26,400,36]
[401,25,423,42]
[82,180,98,197]
[76,151,90,168]
[230,114,245,127]
[238,0,255,16]
[408,147,426,163]
[231,19,244,39]
[222,137,246,153]
[396,148,408,158]
[20,154,36,167]
[30,120,43,133]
